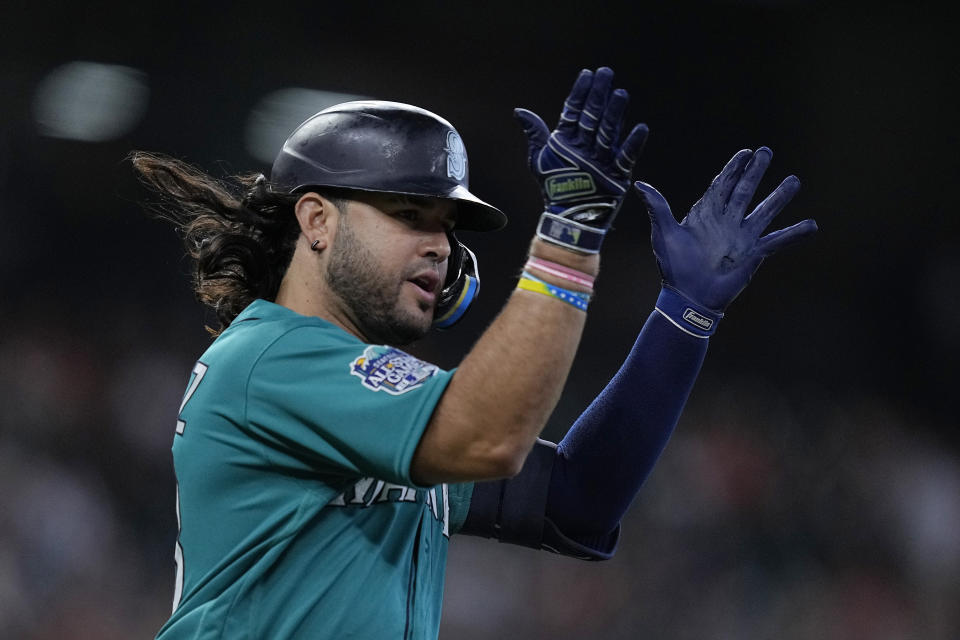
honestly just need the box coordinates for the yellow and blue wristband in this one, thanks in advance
[517,271,591,311]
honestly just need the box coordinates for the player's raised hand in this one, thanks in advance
[635,147,818,315]
[515,67,648,253]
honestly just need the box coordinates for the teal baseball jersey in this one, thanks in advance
[156,299,474,639]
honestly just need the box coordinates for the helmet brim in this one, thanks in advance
[296,183,507,233]
[446,185,507,232]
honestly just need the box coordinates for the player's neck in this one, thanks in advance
[275,252,367,341]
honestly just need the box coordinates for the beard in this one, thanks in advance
[324,216,433,346]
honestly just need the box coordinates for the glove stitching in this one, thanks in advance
[548,137,627,193]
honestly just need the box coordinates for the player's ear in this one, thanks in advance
[294,192,333,251]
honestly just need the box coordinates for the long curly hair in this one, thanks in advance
[130,151,323,333]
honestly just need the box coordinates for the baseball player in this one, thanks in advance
[134,67,817,639]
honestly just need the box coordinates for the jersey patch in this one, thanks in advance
[349,346,439,395]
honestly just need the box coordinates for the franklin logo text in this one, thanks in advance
[682,308,714,331]
[545,172,596,201]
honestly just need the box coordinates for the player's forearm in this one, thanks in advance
[411,240,597,485]
[546,310,709,536]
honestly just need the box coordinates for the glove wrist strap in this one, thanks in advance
[654,285,723,339]
[536,212,606,254]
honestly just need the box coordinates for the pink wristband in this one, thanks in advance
[525,256,595,289]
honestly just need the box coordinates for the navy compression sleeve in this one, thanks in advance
[546,310,709,539]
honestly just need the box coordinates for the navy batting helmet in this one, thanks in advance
[270,100,504,328]
[270,100,506,232]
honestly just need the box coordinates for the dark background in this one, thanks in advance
[1,2,957,638]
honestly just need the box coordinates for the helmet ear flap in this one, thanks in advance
[433,234,479,329]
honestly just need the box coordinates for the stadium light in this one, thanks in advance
[244,88,370,164]
[33,61,149,142]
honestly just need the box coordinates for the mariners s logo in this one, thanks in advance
[350,346,439,394]
[445,131,466,180]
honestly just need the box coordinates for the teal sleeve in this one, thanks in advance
[245,326,453,486]
[447,481,475,535]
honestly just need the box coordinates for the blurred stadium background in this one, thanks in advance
[1,1,957,638]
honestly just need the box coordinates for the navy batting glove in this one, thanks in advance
[515,67,648,253]
[635,147,818,336]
